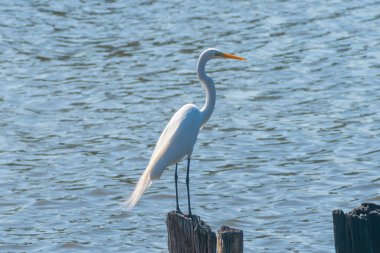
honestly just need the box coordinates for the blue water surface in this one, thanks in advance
[1,0,379,252]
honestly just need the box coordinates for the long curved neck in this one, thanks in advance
[197,56,216,127]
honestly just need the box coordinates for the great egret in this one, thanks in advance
[126,48,246,215]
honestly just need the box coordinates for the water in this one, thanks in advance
[1,0,379,252]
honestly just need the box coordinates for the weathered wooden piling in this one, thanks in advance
[166,211,243,253]
[217,226,243,253]
[332,202,380,253]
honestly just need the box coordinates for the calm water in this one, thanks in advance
[1,0,380,252]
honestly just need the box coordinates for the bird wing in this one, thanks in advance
[124,104,201,210]
[148,104,202,179]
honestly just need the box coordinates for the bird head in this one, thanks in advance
[202,48,246,61]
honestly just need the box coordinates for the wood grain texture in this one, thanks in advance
[166,211,216,253]
[333,203,380,253]
[217,226,243,253]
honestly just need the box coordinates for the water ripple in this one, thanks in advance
[1,0,379,252]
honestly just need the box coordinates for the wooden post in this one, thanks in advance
[332,202,380,253]
[166,211,216,253]
[166,211,244,253]
[217,226,243,253]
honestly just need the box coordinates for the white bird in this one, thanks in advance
[125,48,246,215]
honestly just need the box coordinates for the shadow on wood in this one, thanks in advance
[333,202,380,253]
[166,211,216,253]
[217,226,243,253]
[166,211,243,253]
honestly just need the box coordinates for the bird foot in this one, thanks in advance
[185,213,195,220]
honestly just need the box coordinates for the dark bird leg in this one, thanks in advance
[186,157,192,216]
[174,163,181,213]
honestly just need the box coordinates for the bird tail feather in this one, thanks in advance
[124,167,152,211]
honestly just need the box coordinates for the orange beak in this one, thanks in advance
[221,52,246,61]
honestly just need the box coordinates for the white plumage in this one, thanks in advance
[125,48,246,212]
